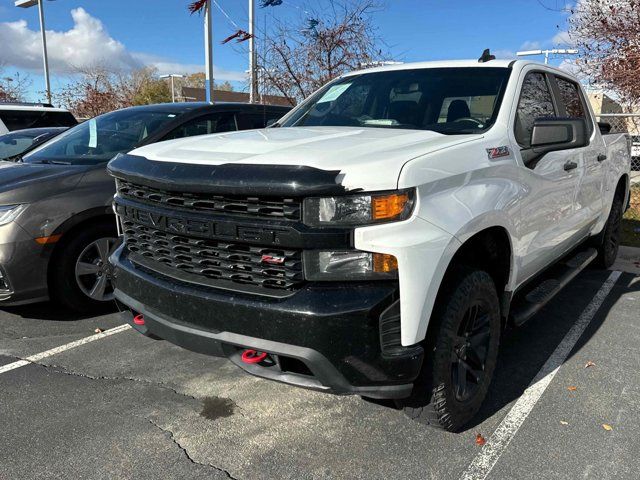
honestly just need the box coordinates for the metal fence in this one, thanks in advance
[596,114,640,171]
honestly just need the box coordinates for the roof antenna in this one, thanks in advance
[478,49,496,63]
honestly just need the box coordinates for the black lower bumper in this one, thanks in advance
[112,247,423,399]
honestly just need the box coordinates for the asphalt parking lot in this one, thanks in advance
[1,267,639,480]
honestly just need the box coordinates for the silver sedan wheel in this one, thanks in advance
[74,237,118,302]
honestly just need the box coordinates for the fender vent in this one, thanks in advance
[379,300,403,356]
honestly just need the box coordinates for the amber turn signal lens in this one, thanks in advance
[372,193,410,221]
[373,253,398,273]
[35,234,62,245]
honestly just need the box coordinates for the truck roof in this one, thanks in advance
[0,103,71,113]
[346,59,575,79]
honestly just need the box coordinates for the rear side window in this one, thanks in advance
[556,77,586,118]
[163,113,238,141]
[0,110,77,131]
[514,72,556,148]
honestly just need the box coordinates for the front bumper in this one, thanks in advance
[112,245,424,399]
[0,223,50,305]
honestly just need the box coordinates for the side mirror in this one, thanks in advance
[524,118,588,167]
[531,118,587,150]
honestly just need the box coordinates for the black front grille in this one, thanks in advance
[117,180,301,220]
[122,219,304,291]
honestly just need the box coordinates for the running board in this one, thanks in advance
[509,248,598,327]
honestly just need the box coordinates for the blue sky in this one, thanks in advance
[0,0,574,101]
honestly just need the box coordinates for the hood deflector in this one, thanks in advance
[107,154,348,197]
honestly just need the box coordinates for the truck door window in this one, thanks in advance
[555,76,592,137]
[514,72,556,148]
[163,113,237,141]
[555,78,585,118]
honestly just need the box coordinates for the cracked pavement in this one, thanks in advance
[1,269,639,479]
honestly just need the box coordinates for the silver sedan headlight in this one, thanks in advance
[0,204,27,226]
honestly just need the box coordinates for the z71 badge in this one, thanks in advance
[486,146,511,159]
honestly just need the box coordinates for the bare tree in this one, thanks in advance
[54,65,172,118]
[258,0,386,105]
[0,65,32,102]
[176,73,235,93]
[186,0,385,104]
[567,0,640,105]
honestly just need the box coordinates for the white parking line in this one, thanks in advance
[460,270,622,480]
[0,324,131,375]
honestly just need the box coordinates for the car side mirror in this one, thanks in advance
[531,118,587,151]
[524,118,588,167]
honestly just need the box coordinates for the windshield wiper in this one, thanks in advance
[5,154,24,163]
[37,159,72,165]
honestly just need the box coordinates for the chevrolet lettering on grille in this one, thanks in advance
[115,203,291,245]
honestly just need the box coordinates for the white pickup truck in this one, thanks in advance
[108,59,631,431]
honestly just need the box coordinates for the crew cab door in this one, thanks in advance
[550,74,605,227]
[512,71,585,283]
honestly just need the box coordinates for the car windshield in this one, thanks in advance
[24,109,179,165]
[0,130,48,160]
[282,67,511,134]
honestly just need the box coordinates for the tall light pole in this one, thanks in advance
[516,49,579,65]
[15,0,51,104]
[249,0,258,103]
[160,74,185,103]
[204,0,215,102]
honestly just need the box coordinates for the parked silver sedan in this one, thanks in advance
[0,102,290,311]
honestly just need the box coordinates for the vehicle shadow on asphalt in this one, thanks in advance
[2,300,118,322]
[462,269,639,432]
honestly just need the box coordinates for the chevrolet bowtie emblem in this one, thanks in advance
[261,255,285,265]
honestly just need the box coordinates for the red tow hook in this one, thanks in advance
[241,349,268,364]
[133,314,145,326]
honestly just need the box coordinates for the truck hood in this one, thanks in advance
[130,127,480,191]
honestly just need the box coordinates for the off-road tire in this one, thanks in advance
[595,194,623,269]
[398,268,501,432]
[49,221,117,313]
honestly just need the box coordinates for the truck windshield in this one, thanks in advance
[282,67,511,134]
[24,109,179,165]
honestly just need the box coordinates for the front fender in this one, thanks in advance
[354,215,461,346]
[449,211,518,291]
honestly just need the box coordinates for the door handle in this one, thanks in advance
[597,153,607,162]
[564,161,578,171]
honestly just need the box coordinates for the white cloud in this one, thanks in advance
[552,30,575,46]
[0,8,140,72]
[519,41,541,51]
[132,53,245,81]
[493,49,517,60]
[0,8,244,81]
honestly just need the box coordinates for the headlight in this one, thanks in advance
[303,189,415,227]
[0,204,26,226]
[303,250,398,281]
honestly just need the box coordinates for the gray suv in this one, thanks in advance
[0,102,290,311]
